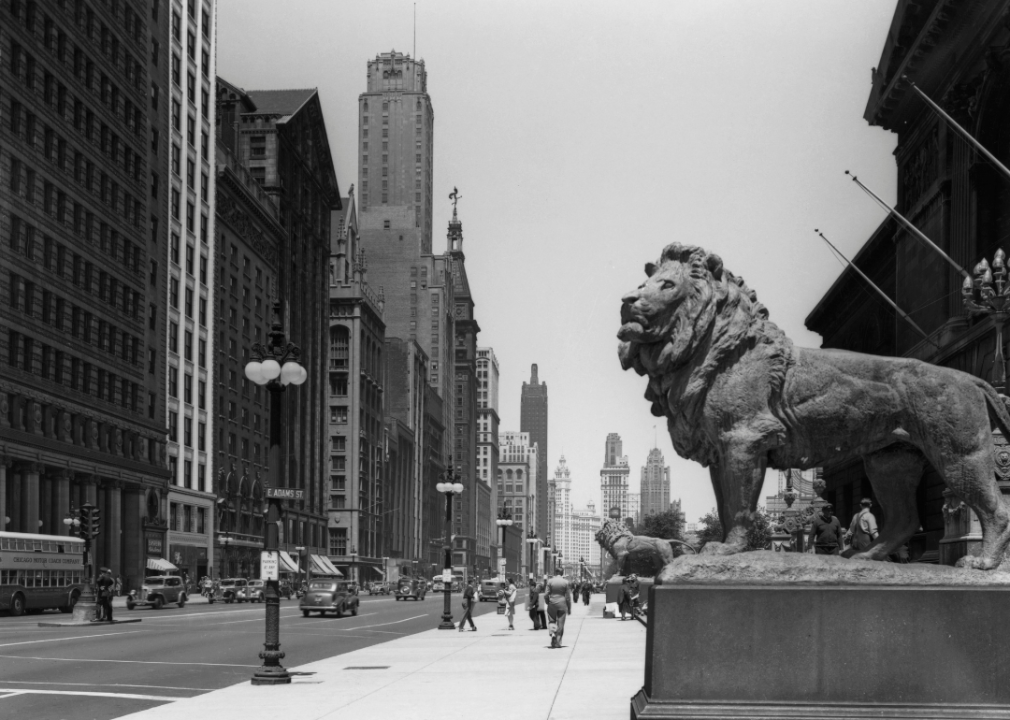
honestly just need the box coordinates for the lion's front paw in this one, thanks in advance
[956,554,997,571]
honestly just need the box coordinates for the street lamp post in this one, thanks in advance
[244,300,307,686]
[64,505,98,622]
[436,459,464,630]
[525,530,540,585]
[496,511,513,582]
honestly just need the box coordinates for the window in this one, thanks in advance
[329,406,348,424]
[171,53,180,85]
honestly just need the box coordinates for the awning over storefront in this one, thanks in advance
[278,551,299,573]
[310,554,343,577]
[320,556,343,577]
[147,557,178,572]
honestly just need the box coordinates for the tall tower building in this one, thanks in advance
[477,348,500,569]
[358,51,456,563]
[520,364,548,541]
[640,447,671,519]
[553,456,573,563]
[573,500,602,578]
[600,433,630,521]
[162,0,218,582]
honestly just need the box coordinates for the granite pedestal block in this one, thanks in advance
[632,583,1010,719]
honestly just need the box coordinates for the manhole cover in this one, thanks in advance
[344,666,389,670]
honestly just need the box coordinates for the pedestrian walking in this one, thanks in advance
[114,574,122,597]
[846,498,880,553]
[505,578,517,630]
[458,578,477,632]
[545,567,572,649]
[96,568,114,622]
[626,574,641,616]
[617,578,631,620]
[809,503,843,555]
[581,581,591,606]
[536,576,548,630]
[528,579,541,630]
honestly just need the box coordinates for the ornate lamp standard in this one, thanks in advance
[963,252,1010,393]
[64,505,98,622]
[244,301,307,686]
[496,511,513,581]
[525,529,540,584]
[436,463,464,629]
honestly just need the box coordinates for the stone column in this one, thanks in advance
[19,462,41,534]
[105,481,122,576]
[52,471,71,536]
[0,457,7,532]
[40,473,53,535]
[122,487,145,594]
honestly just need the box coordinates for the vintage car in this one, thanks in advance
[478,579,501,602]
[126,576,187,610]
[208,578,247,604]
[299,579,359,617]
[238,579,265,603]
[395,576,427,601]
[367,582,390,595]
[432,578,445,593]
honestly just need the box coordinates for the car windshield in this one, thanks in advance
[249,581,263,586]
[145,578,165,586]
[309,581,336,591]
[220,580,237,587]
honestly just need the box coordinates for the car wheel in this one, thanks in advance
[302,609,309,617]
[178,596,186,608]
[126,601,136,610]
[152,596,164,610]
[351,603,358,616]
[9,594,25,617]
[60,590,81,613]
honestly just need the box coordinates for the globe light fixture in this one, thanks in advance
[437,459,463,630]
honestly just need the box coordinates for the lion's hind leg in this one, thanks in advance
[855,445,925,561]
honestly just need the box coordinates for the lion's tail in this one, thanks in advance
[974,376,1010,439]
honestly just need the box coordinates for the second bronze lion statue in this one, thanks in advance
[618,243,1010,570]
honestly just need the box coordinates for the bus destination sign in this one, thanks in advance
[265,487,304,501]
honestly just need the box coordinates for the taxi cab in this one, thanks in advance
[300,579,359,618]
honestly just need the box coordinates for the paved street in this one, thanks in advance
[0,592,502,720]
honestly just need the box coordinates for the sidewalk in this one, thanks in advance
[119,594,646,720]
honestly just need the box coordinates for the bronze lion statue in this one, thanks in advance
[595,518,679,578]
[618,243,1010,570]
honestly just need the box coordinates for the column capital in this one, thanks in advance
[16,461,44,475]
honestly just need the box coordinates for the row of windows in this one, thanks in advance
[169,501,207,534]
[0,537,81,552]
[216,428,266,464]
[8,274,142,368]
[0,569,84,587]
[167,455,207,492]
[7,331,142,413]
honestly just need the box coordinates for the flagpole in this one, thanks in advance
[815,230,939,349]
[846,171,970,280]
[903,75,1010,184]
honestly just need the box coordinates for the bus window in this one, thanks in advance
[57,544,66,554]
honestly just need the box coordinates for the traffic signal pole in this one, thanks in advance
[71,503,99,623]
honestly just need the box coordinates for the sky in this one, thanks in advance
[218,0,900,523]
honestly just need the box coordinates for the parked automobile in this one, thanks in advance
[478,579,501,602]
[239,579,266,603]
[395,576,426,601]
[367,582,390,595]
[126,576,187,610]
[208,578,247,604]
[300,579,359,617]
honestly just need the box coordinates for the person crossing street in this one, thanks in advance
[458,578,477,632]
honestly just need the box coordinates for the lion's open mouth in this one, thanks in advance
[618,321,645,341]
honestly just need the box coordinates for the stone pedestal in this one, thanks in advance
[634,555,1010,719]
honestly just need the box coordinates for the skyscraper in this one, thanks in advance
[520,364,548,541]
[600,433,630,521]
[358,51,457,566]
[553,456,573,562]
[640,447,671,519]
[477,348,500,569]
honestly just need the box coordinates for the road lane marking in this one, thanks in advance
[0,689,179,702]
[0,680,211,692]
[0,654,257,667]
[0,631,141,648]
[334,614,428,630]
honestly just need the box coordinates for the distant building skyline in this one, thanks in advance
[600,433,630,523]
[640,447,671,519]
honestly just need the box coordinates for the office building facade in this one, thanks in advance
[600,433,630,521]
[520,363,548,540]
[640,447,671,519]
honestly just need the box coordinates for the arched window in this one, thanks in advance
[516,470,523,480]
[330,325,349,369]
[506,469,513,480]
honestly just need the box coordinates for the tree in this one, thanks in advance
[694,507,772,552]
[638,509,686,542]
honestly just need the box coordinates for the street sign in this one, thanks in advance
[261,551,279,581]
[265,487,304,500]
[441,570,452,584]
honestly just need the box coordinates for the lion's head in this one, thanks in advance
[595,518,634,552]
[618,244,793,460]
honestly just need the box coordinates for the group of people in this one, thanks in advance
[808,498,885,557]
[455,568,593,649]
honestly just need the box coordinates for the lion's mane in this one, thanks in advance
[595,518,634,553]
[618,244,794,466]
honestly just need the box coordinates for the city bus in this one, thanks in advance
[0,532,86,616]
